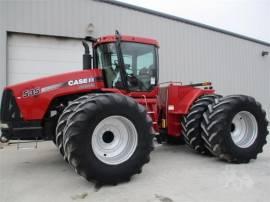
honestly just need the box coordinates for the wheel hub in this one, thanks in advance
[102,131,114,143]
[230,111,258,148]
[92,116,138,165]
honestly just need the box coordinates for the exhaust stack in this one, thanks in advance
[82,40,92,70]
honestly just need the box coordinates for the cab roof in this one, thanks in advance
[94,35,159,47]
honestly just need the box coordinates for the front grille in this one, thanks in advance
[1,89,21,122]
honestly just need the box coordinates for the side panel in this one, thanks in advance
[128,87,160,133]
[160,85,214,136]
[6,69,104,120]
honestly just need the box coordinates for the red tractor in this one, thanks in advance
[0,31,268,185]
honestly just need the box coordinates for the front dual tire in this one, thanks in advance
[56,93,153,184]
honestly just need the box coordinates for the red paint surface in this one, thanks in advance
[164,84,214,136]
[6,69,104,120]
[94,35,159,47]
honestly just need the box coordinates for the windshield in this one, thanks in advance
[96,42,158,91]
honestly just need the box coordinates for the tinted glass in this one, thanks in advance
[96,42,157,91]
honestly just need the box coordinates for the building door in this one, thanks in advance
[7,33,83,85]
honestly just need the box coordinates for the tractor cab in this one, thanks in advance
[90,31,159,92]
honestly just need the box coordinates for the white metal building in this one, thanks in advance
[0,0,269,111]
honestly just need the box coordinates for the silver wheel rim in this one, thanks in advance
[91,115,138,165]
[230,111,258,148]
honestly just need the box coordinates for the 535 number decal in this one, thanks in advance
[23,88,41,98]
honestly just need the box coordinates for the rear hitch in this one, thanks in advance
[0,135,9,143]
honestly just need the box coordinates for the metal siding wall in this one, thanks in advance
[0,1,7,98]
[0,0,269,111]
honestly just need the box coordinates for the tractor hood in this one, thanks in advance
[4,69,104,120]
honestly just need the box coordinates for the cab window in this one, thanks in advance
[96,42,158,91]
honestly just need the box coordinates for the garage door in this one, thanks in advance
[7,33,84,85]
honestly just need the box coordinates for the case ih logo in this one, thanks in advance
[22,77,102,98]
[68,77,95,86]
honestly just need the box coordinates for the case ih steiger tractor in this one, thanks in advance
[0,31,268,185]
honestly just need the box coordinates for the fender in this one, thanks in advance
[5,69,105,120]
[165,84,214,136]
[168,86,214,114]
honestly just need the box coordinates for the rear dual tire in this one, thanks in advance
[181,94,221,154]
[201,95,268,163]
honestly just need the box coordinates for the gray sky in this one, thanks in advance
[118,0,270,43]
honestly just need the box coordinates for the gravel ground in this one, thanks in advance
[1,140,270,202]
